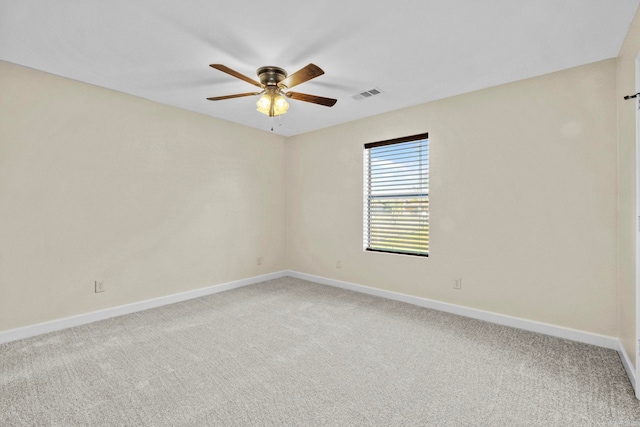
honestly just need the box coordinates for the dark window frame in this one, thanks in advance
[364,133,429,257]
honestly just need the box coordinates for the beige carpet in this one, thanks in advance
[1,276,639,426]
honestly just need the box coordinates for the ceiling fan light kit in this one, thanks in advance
[256,91,289,116]
[207,63,337,118]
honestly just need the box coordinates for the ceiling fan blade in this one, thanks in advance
[279,63,324,89]
[207,92,260,101]
[210,64,262,88]
[285,91,337,107]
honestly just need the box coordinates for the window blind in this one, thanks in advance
[363,133,429,256]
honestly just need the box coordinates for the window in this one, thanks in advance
[363,133,429,257]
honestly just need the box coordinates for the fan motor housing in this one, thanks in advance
[257,66,287,86]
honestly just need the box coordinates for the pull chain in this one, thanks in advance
[270,115,283,132]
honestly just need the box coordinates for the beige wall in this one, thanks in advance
[0,61,287,332]
[617,7,640,367]
[0,51,628,346]
[287,59,619,337]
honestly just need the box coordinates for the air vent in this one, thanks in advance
[352,88,383,100]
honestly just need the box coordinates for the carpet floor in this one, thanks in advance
[1,276,639,426]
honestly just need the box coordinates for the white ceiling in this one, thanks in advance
[1,1,638,136]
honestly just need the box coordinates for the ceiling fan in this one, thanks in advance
[207,63,337,117]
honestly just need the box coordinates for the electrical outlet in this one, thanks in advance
[257,256,262,265]
[336,260,342,269]
[95,280,105,293]
[453,278,462,290]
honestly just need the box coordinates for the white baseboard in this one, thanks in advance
[618,340,637,394]
[0,270,288,345]
[286,270,620,350]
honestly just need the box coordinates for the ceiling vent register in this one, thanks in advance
[352,88,383,100]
